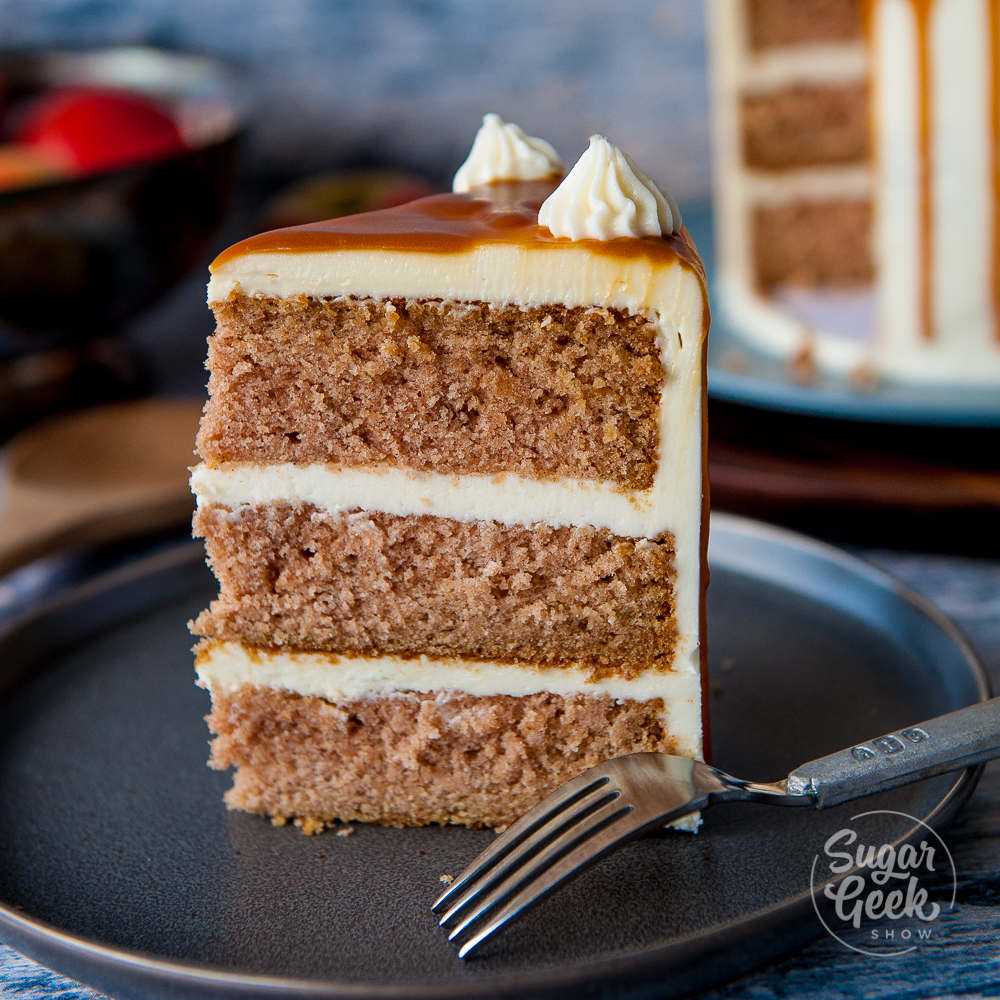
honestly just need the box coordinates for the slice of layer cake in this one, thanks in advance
[190,116,710,830]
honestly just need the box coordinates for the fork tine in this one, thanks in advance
[431,768,612,913]
[448,797,638,950]
[437,783,619,928]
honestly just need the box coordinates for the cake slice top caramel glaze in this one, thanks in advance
[211,179,707,330]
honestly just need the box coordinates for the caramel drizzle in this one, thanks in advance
[913,0,935,341]
[865,0,1000,344]
[991,0,1000,341]
[212,179,706,287]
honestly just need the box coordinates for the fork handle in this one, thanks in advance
[786,696,1000,808]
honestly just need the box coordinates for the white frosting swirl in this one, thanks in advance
[452,113,562,193]
[538,134,681,240]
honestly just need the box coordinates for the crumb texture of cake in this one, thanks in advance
[741,83,869,169]
[207,685,676,829]
[192,125,708,831]
[745,0,862,49]
[193,503,677,677]
[198,295,662,490]
[754,199,873,288]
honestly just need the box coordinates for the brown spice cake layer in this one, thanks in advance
[753,200,873,288]
[198,295,663,490]
[742,83,869,169]
[746,0,862,50]
[193,503,677,679]
[206,684,675,828]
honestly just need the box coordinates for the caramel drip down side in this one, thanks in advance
[913,0,935,341]
[992,0,1000,341]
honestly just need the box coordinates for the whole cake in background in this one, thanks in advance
[190,114,709,831]
[709,0,1000,384]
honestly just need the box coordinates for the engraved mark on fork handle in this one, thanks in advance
[851,727,931,762]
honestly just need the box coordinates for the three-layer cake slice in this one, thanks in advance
[190,119,710,830]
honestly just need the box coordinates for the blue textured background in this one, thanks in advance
[0,0,711,197]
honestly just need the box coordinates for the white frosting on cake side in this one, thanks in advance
[452,113,562,192]
[869,0,921,368]
[872,0,997,372]
[538,135,681,240]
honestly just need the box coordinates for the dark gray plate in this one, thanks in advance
[0,514,989,1000]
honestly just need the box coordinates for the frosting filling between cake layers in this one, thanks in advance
[195,639,703,759]
[741,164,872,204]
[739,42,867,91]
[192,462,690,546]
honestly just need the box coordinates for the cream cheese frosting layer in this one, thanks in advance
[207,242,704,332]
[742,165,872,205]
[191,462,690,542]
[196,639,703,760]
[740,43,867,92]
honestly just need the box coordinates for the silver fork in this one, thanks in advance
[433,696,1000,958]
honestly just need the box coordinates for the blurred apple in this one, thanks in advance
[18,87,186,173]
[261,170,435,229]
[0,143,69,189]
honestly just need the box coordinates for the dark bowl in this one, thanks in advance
[0,46,244,355]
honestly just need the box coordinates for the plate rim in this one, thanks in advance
[707,364,1000,428]
[0,513,991,999]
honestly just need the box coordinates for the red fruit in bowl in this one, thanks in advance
[18,87,186,173]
